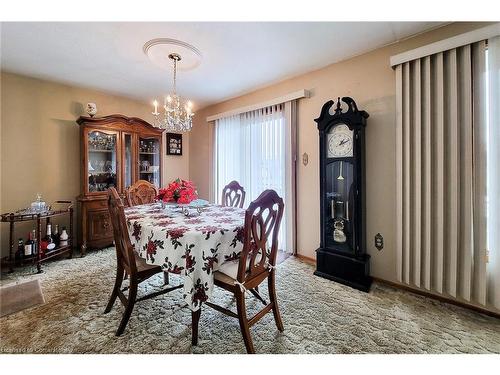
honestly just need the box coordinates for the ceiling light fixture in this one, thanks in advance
[151,52,194,132]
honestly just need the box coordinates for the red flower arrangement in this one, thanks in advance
[156,178,198,204]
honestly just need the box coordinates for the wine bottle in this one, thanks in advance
[53,224,60,246]
[24,232,33,257]
[16,238,24,265]
[31,229,38,255]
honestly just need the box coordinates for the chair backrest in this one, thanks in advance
[127,180,158,206]
[236,189,284,283]
[221,180,246,208]
[108,187,137,275]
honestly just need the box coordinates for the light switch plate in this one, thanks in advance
[302,153,309,166]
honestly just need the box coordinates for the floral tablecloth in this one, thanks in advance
[124,203,245,311]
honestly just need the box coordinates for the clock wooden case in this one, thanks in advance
[77,114,163,256]
[314,97,372,292]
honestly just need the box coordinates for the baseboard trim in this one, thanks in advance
[372,277,500,319]
[294,254,315,265]
[292,254,500,319]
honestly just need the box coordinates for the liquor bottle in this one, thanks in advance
[44,223,56,251]
[60,227,69,246]
[53,224,60,246]
[24,232,33,257]
[31,229,38,255]
[15,238,24,265]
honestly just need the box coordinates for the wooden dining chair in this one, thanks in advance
[221,180,246,208]
[104,187,182,336]
[126,180,169,284]
[192,189,285,353]
[126,180,158,206]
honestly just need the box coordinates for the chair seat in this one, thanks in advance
[216,253,263,280]
[216,259,240,280]
[134,252,161,273]
[213,269,237,285]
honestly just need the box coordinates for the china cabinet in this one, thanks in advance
[77,114,163,255]
[314,97,372,292]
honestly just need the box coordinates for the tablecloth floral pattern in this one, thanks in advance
[124,203,245,311]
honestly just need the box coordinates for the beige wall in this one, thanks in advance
[0,72,189,256]
[190,22,498,313]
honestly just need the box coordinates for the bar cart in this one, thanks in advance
[1,201,74,274]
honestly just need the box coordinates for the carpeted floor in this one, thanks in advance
[0,248,499,354]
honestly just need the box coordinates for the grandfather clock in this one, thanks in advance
[313,97,372,292]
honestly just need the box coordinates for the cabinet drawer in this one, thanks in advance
[87,210,113,241]
[85,199,109,210]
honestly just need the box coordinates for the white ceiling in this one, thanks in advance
[1,22,444,109]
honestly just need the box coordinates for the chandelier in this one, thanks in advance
[152,53,194,131]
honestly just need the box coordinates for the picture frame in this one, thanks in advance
[166,133,182,156]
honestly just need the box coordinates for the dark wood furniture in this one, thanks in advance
[0,201,74,274]
[221,180,246,208]
[314,97,372,292]
[104,187,182,336]
[77,114,163,256]
[126,180,158,207]
[192,189,285,353]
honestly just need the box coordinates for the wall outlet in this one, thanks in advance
[375,233,384,251]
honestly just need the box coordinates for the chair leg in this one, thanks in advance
[163,271,169,285]
[191,307,201,345]
[104,266,124,313]
[236,291,255,354]
[116,278,138,336]
[268,271,284,332]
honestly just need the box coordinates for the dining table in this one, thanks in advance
[124,202,245,311]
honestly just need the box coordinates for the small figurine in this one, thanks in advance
[86,102,97,117]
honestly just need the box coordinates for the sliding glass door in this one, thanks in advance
[214,104,292,252]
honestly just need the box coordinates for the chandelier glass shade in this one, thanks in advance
[152,53,194,132]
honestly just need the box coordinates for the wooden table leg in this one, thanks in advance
[8,220,14,273]
[69,206,74,259]
[191,307,201,346]
[36,216,43,274]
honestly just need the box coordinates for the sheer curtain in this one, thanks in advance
[214,104,295,253]
[487,36,500,309]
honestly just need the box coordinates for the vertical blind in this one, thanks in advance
[214,104,296,253]
[395,38,500,309]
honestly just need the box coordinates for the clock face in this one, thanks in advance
[327,123,354,158]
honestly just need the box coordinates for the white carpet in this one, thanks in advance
[0,248,499,354]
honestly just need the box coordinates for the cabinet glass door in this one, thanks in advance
[325,159,354,253]
[87,130,118,193]
[123,133,133,190]
[138,137,160,187]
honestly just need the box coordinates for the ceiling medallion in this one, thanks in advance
[144,39,201,132]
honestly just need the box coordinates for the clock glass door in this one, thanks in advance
[325,160,354,253]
